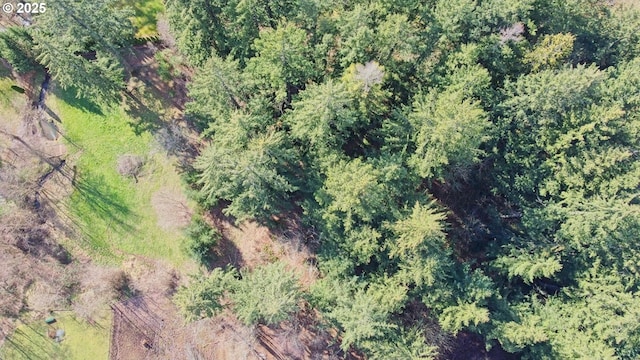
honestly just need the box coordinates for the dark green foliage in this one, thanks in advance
[164,0,229,66]
[316,158,392,231]
[0,27,41,74]
[172,0,640,358]
[183,216,221,265]
[285,79,359,154]
[175,262,302,326]
[32,0,134,101]
[229,262,302,326]
[174,268,238,321]
[246,22,315,105]
[165,0,300,66]
[194,128,297,223]
[186,54,248,132]
[311,276,407,352]
[491,273,640,359]
[3,0,635,356]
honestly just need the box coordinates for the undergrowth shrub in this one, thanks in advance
[184,216,221,265]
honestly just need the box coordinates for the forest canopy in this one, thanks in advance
[164,0,640,358]
[1,0,638,358]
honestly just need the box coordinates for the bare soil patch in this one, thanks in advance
[441,331,519,360]
[124,45,190,113]
[121,255,181,296]
[109,294,355,360]
[150,187,192,231]
[209,215,319,288]
[110,294,265,360]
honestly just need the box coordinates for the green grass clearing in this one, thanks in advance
[127,0,164,38]
[48,89,192,267]
[0,313,110,360]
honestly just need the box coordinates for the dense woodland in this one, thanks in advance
[1,0,640,358]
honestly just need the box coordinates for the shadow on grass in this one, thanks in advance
[54,87,105,116]
[122,91,163,135]
[72,173,139,244]
[3,325,72,360]
[11,85,25,93]
[43,104,62,123]
[0,61,13,78]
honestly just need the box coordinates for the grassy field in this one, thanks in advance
[48,89,192,267]
[0,314,111,360]
[128,0,165,38]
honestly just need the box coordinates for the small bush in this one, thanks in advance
[116,154,144,181]
[155,49,182,82]
[184,216,221,265]
[109,270,136,299]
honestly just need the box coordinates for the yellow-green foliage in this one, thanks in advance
[127,0,164,38]
[525,33,576,71]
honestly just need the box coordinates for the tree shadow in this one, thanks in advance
[2,335,48,360]
[71,172,138,236]
[152,121,200,169]
[207,235,245,270]
[4,324,72,360]
[54,87,104,116]
[122,91,163,135]
[42,104,62,123]
[11,85,26,93]
[0,60,13,79]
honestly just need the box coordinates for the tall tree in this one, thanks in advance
[186,54,248,131]
[408,89,490,180]
[315,158,393,232]
[230,262,302,326]
[32,0,134,101]
[285,79,359,154]
[195,125,297,223]
[323,277,408,352]
[0,27,41,74]
[246,22,315,105]
[336,3,382,68]
[164,0,230,66]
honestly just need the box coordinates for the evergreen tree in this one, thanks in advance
[409,89,490,180]
[230,262,302,325]
[246,22,315,105]
[0,27,41,74]
[174,268,238,321]
[316,158,393,232]
[285,79,358,154]
[173,0,640,358]
[164,0,230,66]
[186,54,248,131]
[32,0,134,101]
[195,126,297,222]
[324,277,407,352]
